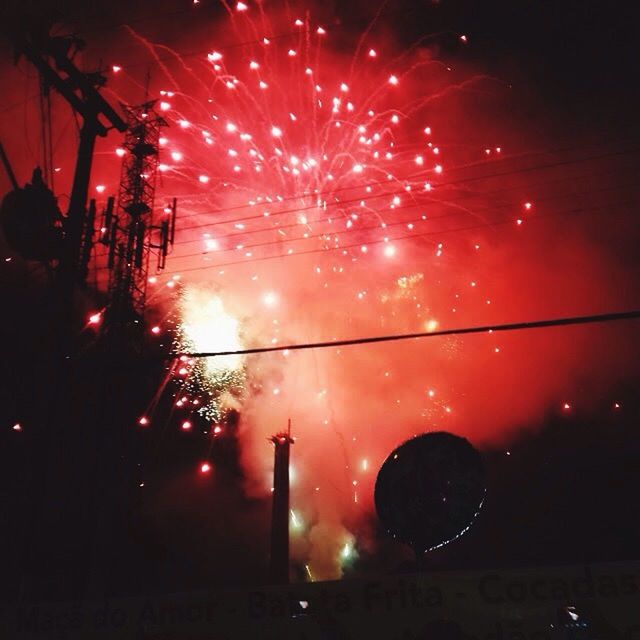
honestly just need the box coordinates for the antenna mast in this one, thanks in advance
[101,101,173,348]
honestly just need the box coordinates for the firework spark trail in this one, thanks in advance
[123,27,194,94]
[79,1,640,580]
[149,25,452,209]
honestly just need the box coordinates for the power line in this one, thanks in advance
[153,134,640,224]
[91,145,640,262]
[156,146,640,228]
[162,163,640,247]
[182,309,640,358]
[92,196,638,278]
[95,168,616,260]
[166,198,638,272]
[143,181,640,263]
[166,149,558,224]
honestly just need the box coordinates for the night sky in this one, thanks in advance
[1,0,639,602]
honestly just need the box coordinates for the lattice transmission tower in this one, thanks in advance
[102,101,175,347]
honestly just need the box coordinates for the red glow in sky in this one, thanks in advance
[1,0,639,581]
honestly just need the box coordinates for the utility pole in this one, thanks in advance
[12,28,127,289]
[269,420,294,584]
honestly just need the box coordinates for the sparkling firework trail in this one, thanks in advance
[137,4,482,454]
[134,6,482,576]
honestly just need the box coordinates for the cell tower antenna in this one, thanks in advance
[100,101,175,350]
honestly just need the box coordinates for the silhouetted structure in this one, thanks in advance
[269,422,294,584]
[102,102,173,349]
[375,431,485,559]
[0,165,64,261]
[9,25,127,284]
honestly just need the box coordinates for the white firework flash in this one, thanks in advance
[175,287,245,421]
